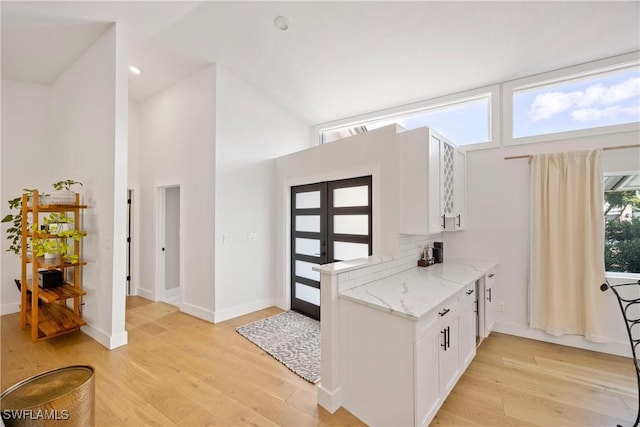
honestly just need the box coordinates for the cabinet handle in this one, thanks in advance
[456,214,461,227]
[441,329,447,351]
[438,308,450,317]
[487,288,492,302]
[446,326,451,350]
[488,273,495,278]
[466,289,474,295]
[441,214,446,229]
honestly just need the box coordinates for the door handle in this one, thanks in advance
[162,247,165,252]
[456,214,461,227]
[442,214,446,229]
[487,288,492,302]
[441,329,447,351]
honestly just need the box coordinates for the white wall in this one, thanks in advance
[0,80,52,314]
[48,24,128,349]
[137,66,216,321]
[445,131,640,356]
[127,100,141,296]
[214,66,310,321]
[274,125,404,310]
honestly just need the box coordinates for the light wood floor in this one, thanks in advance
[1,297,637,426]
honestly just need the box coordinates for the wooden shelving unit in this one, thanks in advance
[19,190,87,342]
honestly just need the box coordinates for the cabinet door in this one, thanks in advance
[484,271,496,336]
[415,320,441,426]
[459,285,476,369]
[428,132,444,233]
[440,141,455,220]
[453,148,466,230]
[438,311,460,396]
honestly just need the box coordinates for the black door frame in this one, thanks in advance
[290,176,373,320]
[290,182,327,320]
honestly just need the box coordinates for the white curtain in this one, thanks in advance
[529,149,607,342]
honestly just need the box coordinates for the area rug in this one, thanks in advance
[236,311,320,383]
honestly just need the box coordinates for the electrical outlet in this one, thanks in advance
[498,302,505,313]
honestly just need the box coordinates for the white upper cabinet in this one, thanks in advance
[398,127,467,234]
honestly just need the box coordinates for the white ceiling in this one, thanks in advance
[2,1,639,125]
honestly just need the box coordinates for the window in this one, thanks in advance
[316,85,499,150]
[505,53,640,145]
[604,172,640,274]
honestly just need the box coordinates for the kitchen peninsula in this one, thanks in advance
[314,257,497,426]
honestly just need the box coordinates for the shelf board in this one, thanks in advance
[27,204,87,212]
[36,261,87,270]
[26,282,86,303]
[26,302,85,339]
[28,231,87,239]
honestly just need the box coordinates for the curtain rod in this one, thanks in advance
[504,144,640,160]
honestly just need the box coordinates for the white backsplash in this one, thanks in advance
[336,234,441,292]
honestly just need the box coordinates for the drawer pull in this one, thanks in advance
[466,289,474,295]
[438,308,450,317]
[488,273,495,278]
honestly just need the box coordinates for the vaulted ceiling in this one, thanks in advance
[2,1,639,125]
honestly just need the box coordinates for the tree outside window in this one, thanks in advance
[604,174,640,273]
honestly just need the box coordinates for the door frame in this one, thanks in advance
[280,166,382,313]
[290,176,373,319]
[154,182,184,305]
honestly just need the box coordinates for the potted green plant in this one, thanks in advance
[32,213,83,264]
[50,180,83,205]
[1,189,36,255]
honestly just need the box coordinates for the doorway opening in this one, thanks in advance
[156,185,181,306]
[126,189,133,295]
[290,176,372,320]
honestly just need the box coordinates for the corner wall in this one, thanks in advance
[0,80,52,314]
[48,24,128,349]
[137,66,217,320]
[213,66,310,322]
[274,125,404,310]
[445,131,640,356]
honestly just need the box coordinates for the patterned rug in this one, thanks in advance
[236,311,320,383]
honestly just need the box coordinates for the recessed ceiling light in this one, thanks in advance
[129,65,144,75]
[274,16,289,31]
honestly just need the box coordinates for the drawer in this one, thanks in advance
[417,293,460,337]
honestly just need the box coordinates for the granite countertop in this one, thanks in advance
[339,259,497,320]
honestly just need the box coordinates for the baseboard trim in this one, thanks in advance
[181,301,215,323]
[135,287,154,301]
[1,302,19,315]
[213,298,276,323]
[165,287,180,299]
[81,324,128,350]
[494,321,631,358]
[317,385,343,414]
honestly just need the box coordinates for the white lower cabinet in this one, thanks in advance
[415,296,460,425]
[481,269,496,338]
[415,318,442,426]
[458,282,477,369]
[342,293,468,427]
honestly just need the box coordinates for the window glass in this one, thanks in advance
[604,173,640,274]
[513,67,640,139]
[333,186,368,207]
[322,96,491,147]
